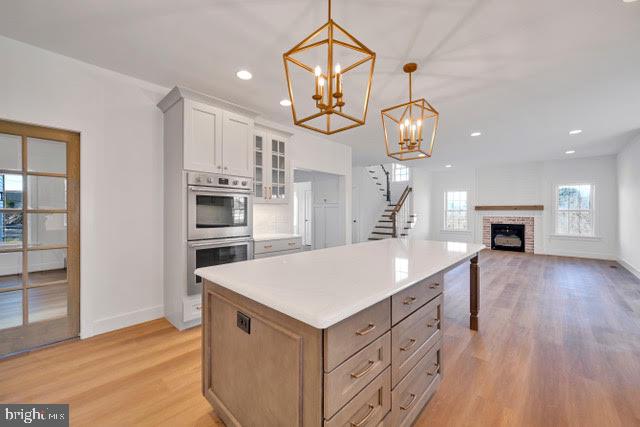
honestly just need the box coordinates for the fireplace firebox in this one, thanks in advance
[491,223,525,252]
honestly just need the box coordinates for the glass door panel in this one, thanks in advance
[254,134,263,198]
[28,284,68,323]
[27,176,67,210]
[27,248,67,285]
[0,133,22,171]
[27,138,66,174]
[0,290,22,329]
[27,213,68,247]
[0,251,22,290]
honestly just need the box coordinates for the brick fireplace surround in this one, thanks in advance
[482,216,534,253]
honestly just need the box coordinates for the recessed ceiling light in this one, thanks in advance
[569,129,582,135]
[565,150,576,154]
[445,164,452,168]
[279,99,291,107]
[236,69,252,80]
[470,132,482,137]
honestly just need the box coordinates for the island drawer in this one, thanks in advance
[391,293,442,387]
[253,237,301,255]
[324,332,391,418]
[391,272,443,325]
[324,368,391,427]
[391,342,441,427]
[324,299,391,372]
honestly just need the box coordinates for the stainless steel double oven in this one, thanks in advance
[187,172,253,296]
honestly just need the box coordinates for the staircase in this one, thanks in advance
[367,165,391,202]
[368,186,416,241]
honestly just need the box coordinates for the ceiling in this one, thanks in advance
[1,0,639,169]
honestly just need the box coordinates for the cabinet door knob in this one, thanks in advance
[224,166,228,170]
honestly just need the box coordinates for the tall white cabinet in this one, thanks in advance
[158,87,257,330]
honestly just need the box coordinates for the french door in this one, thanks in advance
[0,119,80,356]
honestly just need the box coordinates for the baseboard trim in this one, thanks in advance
[618,258,640,281]
[90,304,164,337]
[539,249,617,261]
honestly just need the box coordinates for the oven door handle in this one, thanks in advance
[189,186,252,195]
[188,237,252,248]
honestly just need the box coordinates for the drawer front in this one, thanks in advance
[253,248,302,259]
[377,412,391,427]
[391,343,442,427]
[182,295,202,322]
[325,368,391,427]
[254,237,301,254]
[392,272,443,325]
[391,294,442,387]
[324,299,391,372]
[324,332,391,418]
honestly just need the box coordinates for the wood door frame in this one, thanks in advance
[0,119,80,356]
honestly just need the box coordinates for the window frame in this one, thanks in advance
[554,183,596,237]
[443,190,469,232]
[392,164,409,183]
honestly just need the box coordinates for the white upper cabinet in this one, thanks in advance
[183,100,222,173]
[221,111,253,177]
[159,89,254,177]
[254,127,290,204]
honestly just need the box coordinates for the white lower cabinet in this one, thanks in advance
[253,236,302,258]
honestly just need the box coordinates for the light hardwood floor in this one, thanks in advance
[1,250,639,426]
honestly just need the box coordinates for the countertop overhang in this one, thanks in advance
[195,239,485,329]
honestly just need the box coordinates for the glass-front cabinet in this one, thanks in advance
[253,127,290,204]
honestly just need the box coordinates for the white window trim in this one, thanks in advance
[553,183,597,238]
[392,164,409,183]
[443,190,469,232]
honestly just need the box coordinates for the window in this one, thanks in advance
[556,184,594,236]
[392,164,409,182]
[444,191,468,231]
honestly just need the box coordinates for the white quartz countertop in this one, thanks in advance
[253,233,302,242]
[195,239,485,329]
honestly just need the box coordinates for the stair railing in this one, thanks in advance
[380,164,391,202]
[391,186,412,238]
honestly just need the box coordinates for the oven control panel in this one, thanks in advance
[188,172,252,190]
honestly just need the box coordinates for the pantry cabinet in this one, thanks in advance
[254,127,290,204]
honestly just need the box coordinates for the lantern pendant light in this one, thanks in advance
[283,0,376,135]
[381,63,439,161]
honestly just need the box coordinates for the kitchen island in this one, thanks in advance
[196,239,484,426]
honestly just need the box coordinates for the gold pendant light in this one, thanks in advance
[381,63,439,161]
[283,0,376,135]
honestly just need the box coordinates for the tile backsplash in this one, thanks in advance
[253,203,292,234]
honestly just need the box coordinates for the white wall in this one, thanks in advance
[0,36,166,337]
[618,137,640,277]
[412,156,620,259]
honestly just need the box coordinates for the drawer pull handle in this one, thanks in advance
[427,318,440,328]
[288,242,296,246]
[264,245,273,249]
[350,404,375,427]
[429,283,440,289]
[350,360,376,379]
[400,393,417,411]
[400,338,417,352]
[403,296,417,305]
[427,363,440,376]
[355,323,376,336]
